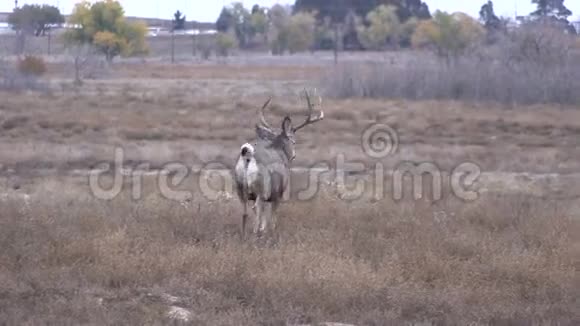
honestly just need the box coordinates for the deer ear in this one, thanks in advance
[281,117,292,136]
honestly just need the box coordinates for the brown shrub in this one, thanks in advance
[17,55,47,77]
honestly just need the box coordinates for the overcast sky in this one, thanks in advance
[2,0,580,22]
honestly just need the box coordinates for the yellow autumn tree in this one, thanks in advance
[411,10,485,62]
[63,0,148,62]
[356,5,402,50]
[286,12,316,53]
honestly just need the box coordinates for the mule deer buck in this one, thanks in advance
[234,89,324,238]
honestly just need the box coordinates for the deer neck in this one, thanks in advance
[271,138,292,164]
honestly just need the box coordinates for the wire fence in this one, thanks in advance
[0,32,215,61]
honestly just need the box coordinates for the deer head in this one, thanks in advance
[255,88,324,162]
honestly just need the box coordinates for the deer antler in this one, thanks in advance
[293,88,324,132]
[257,96,274,131]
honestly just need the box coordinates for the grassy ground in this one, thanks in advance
[2,64,580,176]
[0,57,579,325]
[0,179,577,325]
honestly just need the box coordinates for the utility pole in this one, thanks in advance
[47,27,51,55]
[192,31,197,58]
[171,30,175,63]
[14,0,23,56]
[333,23,343,65]
[333,24,338,65]
[171,19,175,64]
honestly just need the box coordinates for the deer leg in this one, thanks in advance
[260,202,272,233]
[251,201,257,214]
[253,197,262,234]
[241,200,248,240]
[271,201,280,231]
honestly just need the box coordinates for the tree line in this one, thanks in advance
[212,0,577,56]
[7,1,148,63]
[5,0,578,62]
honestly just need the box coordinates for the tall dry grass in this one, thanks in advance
[0,181,577,325]
[322,24,580,106]
[0,58,50,93]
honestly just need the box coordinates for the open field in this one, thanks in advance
[0,54,579,325]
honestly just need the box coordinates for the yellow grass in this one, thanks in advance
[0,61,578,324]
[0,180,578,325]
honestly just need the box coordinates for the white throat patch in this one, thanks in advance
[235,143,260,191]
[240,143,255,156]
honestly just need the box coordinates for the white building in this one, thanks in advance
[0,22,13,34]
[145,27,218,37]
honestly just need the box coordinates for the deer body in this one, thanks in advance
[234,90,324,238]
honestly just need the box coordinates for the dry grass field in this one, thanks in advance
[0,54,579,325]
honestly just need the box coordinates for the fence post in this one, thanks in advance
[171,30,175,64]
[333,24,339,65]
[192,33,196,57]
[47,28,51,55]
[15,31,25,56]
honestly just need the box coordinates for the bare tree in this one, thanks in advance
[68,44,103,85]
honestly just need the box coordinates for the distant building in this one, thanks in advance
[144,26,217,37]
[147,26,162,36]
[196,29,217,35]
[0,11,218,37]
[0,22,13,34]
[0,12,9,23]
[505,18,522,30]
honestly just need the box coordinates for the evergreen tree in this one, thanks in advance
[216,7,234,33]
[293,0,431,24]
[479,1,501,30]
[531,0,572,19]
[530,0,575,33]
[172,10,186,31]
